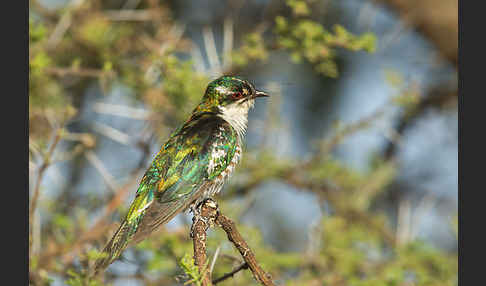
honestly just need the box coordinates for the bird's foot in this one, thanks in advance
[190,198,219,238]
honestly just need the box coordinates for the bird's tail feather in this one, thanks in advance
[93,220,133,276]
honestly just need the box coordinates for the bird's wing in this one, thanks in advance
[157,113,239,202]
[130,113,239,235]
[94,114,238,272]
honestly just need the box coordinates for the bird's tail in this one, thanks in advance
[93,220,133,276]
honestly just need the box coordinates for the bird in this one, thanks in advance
[93,75,269,274]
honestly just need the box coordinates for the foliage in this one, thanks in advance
[231,33,269,68]
[284,216,457,286]
[274,0,376,77]
[65,269,104,286]
[179,253,207,286]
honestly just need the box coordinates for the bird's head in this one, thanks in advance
[203,75,268,110]
[192,76,269,135]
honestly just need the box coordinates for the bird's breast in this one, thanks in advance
[205,144,242,199]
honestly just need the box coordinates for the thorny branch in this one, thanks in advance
[191,199,275,286]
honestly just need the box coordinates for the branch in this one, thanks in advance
[191,199,276,286]
[44,67,114,78]
[104,9,162,21]
[191,200,219,286]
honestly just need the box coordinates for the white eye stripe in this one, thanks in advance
[232,77,246,84]
[215,85,231,95]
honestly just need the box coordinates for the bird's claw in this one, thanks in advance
[189,198,219,238]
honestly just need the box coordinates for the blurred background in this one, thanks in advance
[29,0,458,285]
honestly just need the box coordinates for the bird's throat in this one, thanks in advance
[217,99,254,139]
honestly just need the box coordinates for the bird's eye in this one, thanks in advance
[232,92,243,100]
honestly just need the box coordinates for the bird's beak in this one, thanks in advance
[254,90,269,98]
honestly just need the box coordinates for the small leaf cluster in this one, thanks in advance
[274,0,376,77]
[179,253,207,286]
[232,33,269,68]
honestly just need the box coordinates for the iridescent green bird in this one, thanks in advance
[94,75,268,274]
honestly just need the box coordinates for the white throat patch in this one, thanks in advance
[218,98,255,138]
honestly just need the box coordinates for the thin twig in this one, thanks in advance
[46,0,85,50]
[29,130,62,263]
[396,197,412,245]
[158,23,186,55]
[202,26,221,75]
[411,191,437,240]
[190,43,207,73]
[85,150,119,193]
[45,67,114,78]
[209,245,221,275]
[91,121,134,145]
[222,18,234,69]
[122,0,142,9]
[212,263,248,285]
[92,103,151,120]
[104,9,159,21]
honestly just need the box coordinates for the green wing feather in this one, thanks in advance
[94,113,238,274]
